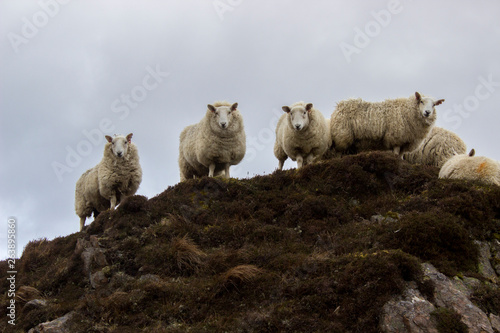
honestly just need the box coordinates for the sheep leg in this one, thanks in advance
[296,155,304,169]
[278,159,285,171]
[110,194,117,210]
[305,154,315,165]
[393,146,401,156]
[79,217,86,231]
[208,163,216,177]
[224,163,230,179]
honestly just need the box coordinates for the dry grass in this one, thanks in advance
[171,235,207,272]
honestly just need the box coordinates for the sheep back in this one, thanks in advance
[330,95,436,154]
[439,153,500,186]
[403,127,466,168]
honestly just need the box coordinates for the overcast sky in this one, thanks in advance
[1,0,499,260]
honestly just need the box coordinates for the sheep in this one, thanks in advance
[274,101,330,170]
[330,92,445,157]
[439,149,500,186]
[75,133,142,230]
[403,126,467,168]
[178,101,246,180]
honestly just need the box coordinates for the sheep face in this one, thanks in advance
[105,133,133,158]
[208,103,238,131]
[415,92,444,120]
[283,103,313,131]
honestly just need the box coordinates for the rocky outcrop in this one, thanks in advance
[381,263,500,333]
[75,235,109,288]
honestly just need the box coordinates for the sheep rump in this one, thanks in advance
[75,133,142,230]
[178,101,246,180]
[330,92,444,157]
[439,149,500,186]
[403,126,467,168]
[274,101,330,170]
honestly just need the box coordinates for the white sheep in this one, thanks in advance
[330,92,444,157]
[439,149,500,186]
[274,101,330,170]
[75,133,142,230]
[403,126,467,168]
[178,101,246,180]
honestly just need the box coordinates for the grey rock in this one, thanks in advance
[489,313,500,331]
[475,241,498,282]
[380,287,438,333]
[27,311,74,333]
[138,274,161,284]
[77,237,108,276]
[370,213,401,224]
[489,240,500,276]
[423,263,494,333]
[381,263,497,333]
[90,270,108,289]
[22,299,48,313]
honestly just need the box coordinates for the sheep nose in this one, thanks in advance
[220,122,227,128]
[117,152,123,157]
[424,110,431,117]
[295,124,301,130]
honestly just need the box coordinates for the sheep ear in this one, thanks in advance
[306,103,313,112]
[231,103,238,111]
[208,104,216,113]
[434,99,445,106]
[126,133,133,143]
[105,135,113,143]
[469,149,475,157]
[282,106,291,113]
[415,92,422,101]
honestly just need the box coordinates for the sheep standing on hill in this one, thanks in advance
[75,133,142,230]
[274,101,330,170]
[439,149,500,186]
[330,92,444,157]
[179,101,246,180]
[403,126,467,168]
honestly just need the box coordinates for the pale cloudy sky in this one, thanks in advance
[1,0,499,259]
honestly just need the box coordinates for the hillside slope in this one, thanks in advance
[2,152,500,332]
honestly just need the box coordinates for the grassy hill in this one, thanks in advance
[2,152,500,332]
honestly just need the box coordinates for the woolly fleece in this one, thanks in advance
[274,101,330,170]
[75,134,142,230]
[330,93,441,157]
[403,126,467,168]
[178,101,246,180]
[439,150,500,186]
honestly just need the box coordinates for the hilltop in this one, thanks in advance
[1,152,500,332]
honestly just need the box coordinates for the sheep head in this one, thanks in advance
[105,134,132,158]
[208,103,239,131]
[283,103,312,131]
[415,92,443,120]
